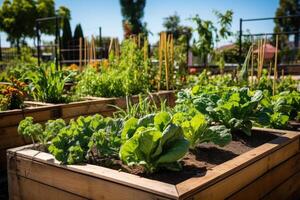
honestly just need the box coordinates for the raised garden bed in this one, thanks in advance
[7,127,300,200]
[57,90,176,121]
[0,91,175,170]
[0,103,62,170]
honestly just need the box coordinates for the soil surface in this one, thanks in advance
[98,130,279,184]
[32,130,279,185]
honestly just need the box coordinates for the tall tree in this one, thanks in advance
[190,10,233,66]
[163,13,181,39]
[61,17,72,61]
[73,24,84,63]
[0,0,71,53]
[0,0,37,51]
[275,0,300,48]
[163,13,192,41]
[119,0,146,37]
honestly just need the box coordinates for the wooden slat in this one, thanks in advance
[9,176,87,200]
[228,153,300,200]
[0,105,61,128]
[176,132,299,199]
[262,171,300,200]
[8,153,176,200]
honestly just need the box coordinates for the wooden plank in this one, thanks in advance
[0,105,61,128]
[8,153,176,200]
[9,176,87,200]
[262,171,300,200]
[228,153,300,200]
[177,132,299,199]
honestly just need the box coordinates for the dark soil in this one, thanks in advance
[33,130,279,185]
[91,131,279,185]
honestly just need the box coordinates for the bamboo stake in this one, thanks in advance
[273,35,279,96]
[108,37,113,55]
[268,61,272,79]
[256,39,260,82]
[158,33,163,91]
[164,33,169,90]
[92,36,96,62]
[79,37,82,70]
[170,34,174,89]
[115,38,120,59]
[250,43,254,88]
[84,37,87,66]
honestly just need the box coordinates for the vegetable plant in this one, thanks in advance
[120,112,189,173]
[25,64,71,103]
[172,112,231,148]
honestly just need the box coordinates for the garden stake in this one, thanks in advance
[273,34,279,96]
[165,33,169,90]
[79,37,82,70]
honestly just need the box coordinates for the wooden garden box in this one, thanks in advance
[7,127,300,200]
[0,103,62,170]
[0,91,175,170]
[58,90,176,121]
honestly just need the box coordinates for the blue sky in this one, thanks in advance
[0,0,279,46]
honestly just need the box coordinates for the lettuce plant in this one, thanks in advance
[207,88,263,136]
[120,112,189,173]
[172,112,231,148]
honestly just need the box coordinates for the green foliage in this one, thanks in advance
[88,118,123,158]
[48,115,123,164]
[190,10,233,64]
[120,112,189,173]
[0,0,70,50]
[119,0,146,36]
[26,64,71,103]
[172,112,231,148]
[18,117,43,143]
[18,117,65,145]
[113,95,168,120]
[76,39,150,97]
[61,16,72,61]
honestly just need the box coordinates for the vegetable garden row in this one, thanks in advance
[1,38,300,199]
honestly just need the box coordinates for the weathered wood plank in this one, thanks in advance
[262,171,300,200]
[9,176,87,200]
[8,152,176,200]
[227,153,300,200]
[177,132,300,199]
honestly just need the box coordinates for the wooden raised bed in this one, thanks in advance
[0,103,62,170]
[58,90,176,121]
[7,128,300,200]
[0,91,175,170]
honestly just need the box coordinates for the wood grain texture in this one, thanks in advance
[176,132,299,199]
[228,153,300,200]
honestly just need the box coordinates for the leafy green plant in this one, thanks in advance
[76,39,151,98]
[172,112,231,148]
[113,94,168,120]
[207,88,263,136]
[120,112,189,173]
[49,115,123,164]
[18,117,65,146]
[26,63,71,103]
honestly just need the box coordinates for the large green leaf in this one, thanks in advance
[154,112,171,131]
[156,139,189,164]
[121,117,138,141]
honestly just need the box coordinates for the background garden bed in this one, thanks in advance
[7,128,300,200]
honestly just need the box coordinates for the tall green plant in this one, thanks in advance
[26,64,70,103]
